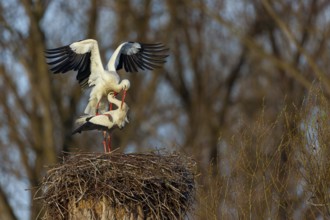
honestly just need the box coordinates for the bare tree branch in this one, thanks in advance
[261,0,330,94]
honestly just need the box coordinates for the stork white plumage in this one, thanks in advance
[45,39,168,115]
[72,92,129,152]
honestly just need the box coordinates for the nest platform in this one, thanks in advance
[38,152,196,219]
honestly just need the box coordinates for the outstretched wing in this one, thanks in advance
[107,42,169,72]
[45,39,103,88]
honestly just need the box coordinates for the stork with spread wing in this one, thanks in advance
[45,39,168,115]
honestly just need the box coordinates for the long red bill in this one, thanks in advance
[121,90,127,109]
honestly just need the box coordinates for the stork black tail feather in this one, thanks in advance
[72,122,94,134]
[72,125,84,135]
[72,122,115,135]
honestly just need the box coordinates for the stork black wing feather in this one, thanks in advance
[76,53,91,87]
[45,45,91,88]
[46,55,69,66]
[58,54,79,72]
[142,49,169,54]
[61,55,81,73]
[121,54,129,72]
[50,61,69,73]
[141,59,161,69]
[141,43,164,48]
[126,55,138,72]
[66,54,84,72]
[120,55,127,72]
[135,55,154,70]
[140,53,168,63]
[45,52,68,59]
[45,45,69,52]
[73,55,85,71]
[134,55,149,70]
[137,60,154,70]
[117,42,169,73]
[125,55,133,72]
[126,55,134,72]
[72,121,104,134]
[116,55,123,71]
[130,54,145,70]
[140,53,169,59]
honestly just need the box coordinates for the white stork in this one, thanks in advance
[45,39,168,115]
[72,92,129,152]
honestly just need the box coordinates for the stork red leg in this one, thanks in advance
[96,101,101,115]
[102,131,107,152]
[107,133,111,152]
[121,90,127,109]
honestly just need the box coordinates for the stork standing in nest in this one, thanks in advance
[45,39,168,115]
[73,92,129,152]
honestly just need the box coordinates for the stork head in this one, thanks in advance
[121,79,131,91]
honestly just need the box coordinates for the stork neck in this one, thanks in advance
[107,42,126,71]
[108,95,122,107]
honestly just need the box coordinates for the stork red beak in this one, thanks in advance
[121,90,127,109]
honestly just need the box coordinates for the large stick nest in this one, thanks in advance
[38,152,196,219]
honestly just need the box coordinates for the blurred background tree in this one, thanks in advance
[1,0,330,219]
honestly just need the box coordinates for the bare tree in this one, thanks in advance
[2,0,330,219]
[0,0,99,219]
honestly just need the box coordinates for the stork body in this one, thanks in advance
[45,39,168,115]
[73,93,129,152]
[73,93,129,134]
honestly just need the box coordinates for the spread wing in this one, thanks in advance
[45,39,103,88]
[107,42,169,72]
